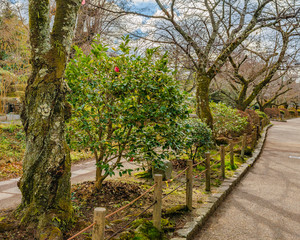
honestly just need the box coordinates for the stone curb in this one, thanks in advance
[170,124,273,240]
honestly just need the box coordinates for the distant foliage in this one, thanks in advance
[66,37,188,186]
[210,102,248,138]
[0,6,30,75]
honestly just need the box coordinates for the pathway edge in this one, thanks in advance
[171,124,273,240]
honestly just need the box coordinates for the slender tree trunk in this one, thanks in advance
[236,83,249,111]
[196,74,213,129]
[18,0,80,239]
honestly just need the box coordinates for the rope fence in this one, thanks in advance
[106,202,157,240]
[105,184,156,219]
[68,128,258,240]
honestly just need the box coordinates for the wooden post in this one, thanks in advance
[92,207,106,240]
[205,152,211,192]
[186,160,193,211]
[153,174,162,231]
[256,125,260,140]
[230,141,234,169]
[252,127,257,149]
[241,133,247,159]
[220,145,225,179]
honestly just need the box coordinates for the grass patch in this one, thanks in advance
[0,123,94,180]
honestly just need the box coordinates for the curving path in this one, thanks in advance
[0,160,136,210]
[195,118,300,240]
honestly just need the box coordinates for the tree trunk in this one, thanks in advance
[236,102,247,111]
[19,69,72,237]
[196,75,213,129]
[236,83,249,111]
[18,0,81,239]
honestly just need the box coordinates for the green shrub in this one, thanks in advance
[182,118,213,162]
[210,102,248,138]
[66,37,188,187]
[255,110,268,120]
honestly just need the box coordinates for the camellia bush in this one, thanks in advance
[66,37,189,189]
[210,102,248,138]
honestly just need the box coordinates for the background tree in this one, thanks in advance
[218,20,300,111]
[18,0,81,238]
[0,0,30,76]
[99,0,300,128]
[256,76,296,111]
[73,0,124,53]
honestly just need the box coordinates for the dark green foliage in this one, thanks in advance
[66,37,189,187]
[211,102,248,138]
[182,118,213,162]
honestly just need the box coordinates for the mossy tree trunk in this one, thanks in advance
[18,0,81,239]
[196,74,213,129]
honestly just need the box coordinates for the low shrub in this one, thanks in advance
[245,109,260,126]
[255,110,268,119]
[255,110,270,126]
[264,108,280,119]
[288,108,298,117]
[211,102,248,138]
[279,108,290,118]
[237,110,252,135]
[182,118,213,162]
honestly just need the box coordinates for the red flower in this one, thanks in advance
[130,157,134,162]
[114,67,120,72]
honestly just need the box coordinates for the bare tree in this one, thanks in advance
[73,0,125,53]
[257,65,300,110]
[96,0,300,128]
[218,17,299,111]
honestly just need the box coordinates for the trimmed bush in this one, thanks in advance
[182,118,213,161]
[255,110,270,125]
[210,102,248,138]
[245,109,260,126]
[237,110,252,135]
[279,108,290,118]
[264,108,280,119]
[288,108,298,117]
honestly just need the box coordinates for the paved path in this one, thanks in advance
[0,160,135,210]
[195,118,300,240]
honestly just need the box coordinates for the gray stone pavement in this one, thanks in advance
[195,118,300,240]
[0,160,136,210]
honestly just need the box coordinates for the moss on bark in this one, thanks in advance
[18,0,81,239]
[196,74,213,129]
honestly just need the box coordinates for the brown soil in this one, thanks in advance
[0,167,221,240]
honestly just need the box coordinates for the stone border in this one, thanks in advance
[171,124,273,240]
